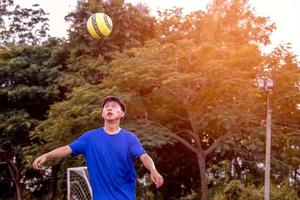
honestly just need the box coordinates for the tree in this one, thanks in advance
[261,44,300,188]
[104,0,278,198]
[0,39,68,199]
[107,36,264,199]
[0,0,49,47]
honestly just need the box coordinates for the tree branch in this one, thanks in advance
[168,131,198,154]
[143,117,199,154]
[205,131,235,155]
[162,85,181,100]
[271,156,293,169]
[174,130,196,140]
[186,107,202,151]
[168,113,190,122]
[0,147,6,154]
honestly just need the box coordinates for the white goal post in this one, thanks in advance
[67,167,93,200]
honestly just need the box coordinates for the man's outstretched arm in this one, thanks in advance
[140,154,164,188]
[32,145,72,169]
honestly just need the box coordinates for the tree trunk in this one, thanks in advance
[0,148,23,200]
[46,165,60,200]
[197,154,208,200]
[6,158,23,200]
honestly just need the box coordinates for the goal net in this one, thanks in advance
[67,167,92,200]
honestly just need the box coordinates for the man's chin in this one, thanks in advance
[104,117,120,121]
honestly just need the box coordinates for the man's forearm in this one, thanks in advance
[45,146,72,160]
[140,154,156,172]
[140,154,164,188]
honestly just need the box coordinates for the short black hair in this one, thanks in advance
[102,96,126,112]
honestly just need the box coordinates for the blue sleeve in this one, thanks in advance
[68,133,89,157]
[130,135,146,159]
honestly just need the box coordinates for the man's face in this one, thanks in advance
[102,101,125,121]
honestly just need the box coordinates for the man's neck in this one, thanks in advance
[104,122,121,135]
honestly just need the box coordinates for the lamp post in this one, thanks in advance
[257,78,274,200]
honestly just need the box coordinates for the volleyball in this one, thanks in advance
[87,13,113,39]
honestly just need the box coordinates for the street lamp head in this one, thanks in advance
[257,78,265,89]
[257,78,274,90]
[266,79,274,90]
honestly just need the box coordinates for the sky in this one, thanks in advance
[14,0,300,58]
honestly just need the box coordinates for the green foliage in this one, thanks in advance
[147,142,201,199]
[0,41,67,117]
[213,180,262,200]
[65,0,155,59]
[110,37,262,149]
[267,45,300,174]
[0,39,68,199]
[212,180,300,200]
[0,40,68,146]
[106,35,268,199]
[156,0,275,45]
[0,0,49,47]
[0,110,37,149]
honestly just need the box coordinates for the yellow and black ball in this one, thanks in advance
[87,13,113,39]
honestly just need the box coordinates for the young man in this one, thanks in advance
[33,96,163,200]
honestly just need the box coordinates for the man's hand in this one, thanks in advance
[32,146,72,170]
[33,154,47,169]
[150,168,164,188]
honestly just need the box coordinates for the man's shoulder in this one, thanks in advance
[81,128,101,138]
[121,129,139,140]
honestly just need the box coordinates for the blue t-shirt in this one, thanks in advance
[68,128,146,200]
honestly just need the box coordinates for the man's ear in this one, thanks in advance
[121,112,125,118]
